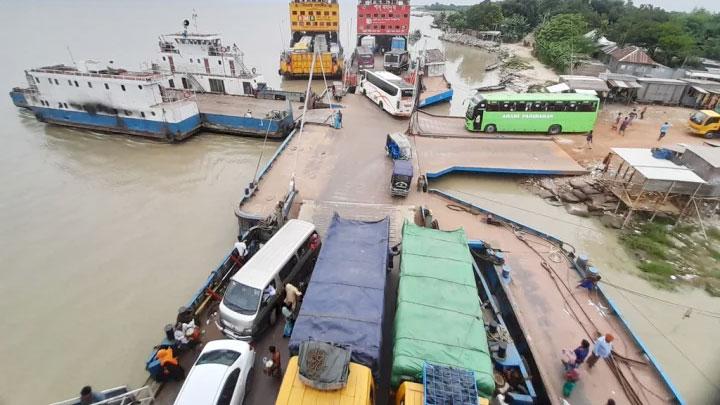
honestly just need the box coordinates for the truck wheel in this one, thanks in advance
[705,132,718,139]
[485,124,497,133]
[548,124,562,135]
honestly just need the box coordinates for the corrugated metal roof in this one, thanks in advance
[637,77,687,85]
[684,145,720,168]
[607,79,642,89]
[612,147,706,184]
[610,46,657,65]
[559,75,610,92]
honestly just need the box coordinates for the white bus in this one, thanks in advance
[359,70,415,117]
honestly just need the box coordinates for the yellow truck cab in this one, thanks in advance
[275,356,375,405]
[688,109,720,139]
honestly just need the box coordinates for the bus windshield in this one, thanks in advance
[401,89,414,98]
[386,54,399,63]
[690,111,708,125]
[224,280,261,315]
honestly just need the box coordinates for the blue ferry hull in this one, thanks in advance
[30,107,201,141]
[9,89,29,109]
[201,113,294,139]
[418,88,453,108]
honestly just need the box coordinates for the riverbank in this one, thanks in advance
[439,32,558,91]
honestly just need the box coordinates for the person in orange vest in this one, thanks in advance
[156,346,185,381]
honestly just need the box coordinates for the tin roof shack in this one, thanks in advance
[421,49,446,77]
[679,79,720,110]
[558,75,610,97]
[636,78,687,105]
[680,145,720,197]
[604,46,663,77]
[601,147,707,227]
[600,73,642,103]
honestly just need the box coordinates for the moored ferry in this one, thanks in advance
[153,23,267,97]
[16,62,200,141]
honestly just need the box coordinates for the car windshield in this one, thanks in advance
[224,280,261,315]
[196,349,240,367]
[386,55,399,63]
[690,111,708,125]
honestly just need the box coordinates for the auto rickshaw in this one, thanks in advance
[391,159,413,197]
[385,132,412,160]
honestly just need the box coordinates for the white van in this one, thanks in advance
[217,219,318,340]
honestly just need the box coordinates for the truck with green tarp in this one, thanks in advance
[391,221,495,399]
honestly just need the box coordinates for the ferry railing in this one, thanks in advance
[49,385,154,405]
[30,68,164,82]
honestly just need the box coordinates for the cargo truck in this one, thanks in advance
[280,1,343,78]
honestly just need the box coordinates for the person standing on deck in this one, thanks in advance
[627,108,638,125]
[585,131,593,149]
[640,106,647,119]
[233,237,248,258]
[587,334,614,368]
[284,283,302,311]
[244,109,252,118]
[265,345,282,377]
[562,339,591,370]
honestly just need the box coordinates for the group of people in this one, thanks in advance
[611,106,646,136]
[561,333,616,398]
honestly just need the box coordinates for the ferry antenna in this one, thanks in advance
[66,46,77,67]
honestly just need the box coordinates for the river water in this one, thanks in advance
[0,1,717,404]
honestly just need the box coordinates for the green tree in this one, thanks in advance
[465,1,503,31]
[502,15,529,42]
[446,12,467,30]
[535,13,594,72]
[434,11,447,27]
[657,22,697,65]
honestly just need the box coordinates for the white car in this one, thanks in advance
[173,340,255,405]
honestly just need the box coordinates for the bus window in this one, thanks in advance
[531,102,545,111]
[578,102,595,112]
[549,102,565,112]
[486,102,499,111]
[567,102,577,111]
[500,102,513,111]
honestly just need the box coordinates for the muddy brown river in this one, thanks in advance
[0,1,717,403]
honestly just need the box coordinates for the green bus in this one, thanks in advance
[465,92,600,134]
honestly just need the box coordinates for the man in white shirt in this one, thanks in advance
[284,283,302,311]
[587,333,614,368]
[233,237,248,258]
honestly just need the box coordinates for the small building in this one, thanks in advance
[558,75,609,97]
[636,77,687,105]
[684,70,720,84]
[680,145,720,197]
[604,46,662,77]
[573,60,609,77]
[679,78,720,110]
[600,73,642,103]
[421,49,446,77]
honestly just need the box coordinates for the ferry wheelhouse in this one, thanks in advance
[17,62,200,141]
[154,31,267,96]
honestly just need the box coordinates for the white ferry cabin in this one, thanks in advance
[154,32,266,97]
[23,62,201,141]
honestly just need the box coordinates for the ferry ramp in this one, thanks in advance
[414,135,587,178]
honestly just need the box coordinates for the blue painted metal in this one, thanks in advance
[468,248,538,403]
[200,112,292,138]
[442,193,686,405]
[31,106,201,140]
[419,89,453,108]
[9,89,29,108]
[426,165,585,179]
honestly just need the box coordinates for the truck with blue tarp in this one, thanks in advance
[288,213,390,378]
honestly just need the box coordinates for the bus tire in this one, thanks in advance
[363,89,367,96]
[379,101,383,110]
[484,124,497,133]
[548,124,562,135]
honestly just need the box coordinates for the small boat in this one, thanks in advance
[485,62,501,71]
[473,84,506,92]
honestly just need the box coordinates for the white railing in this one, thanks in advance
[31,68,163,82]
[49,385,154,405]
